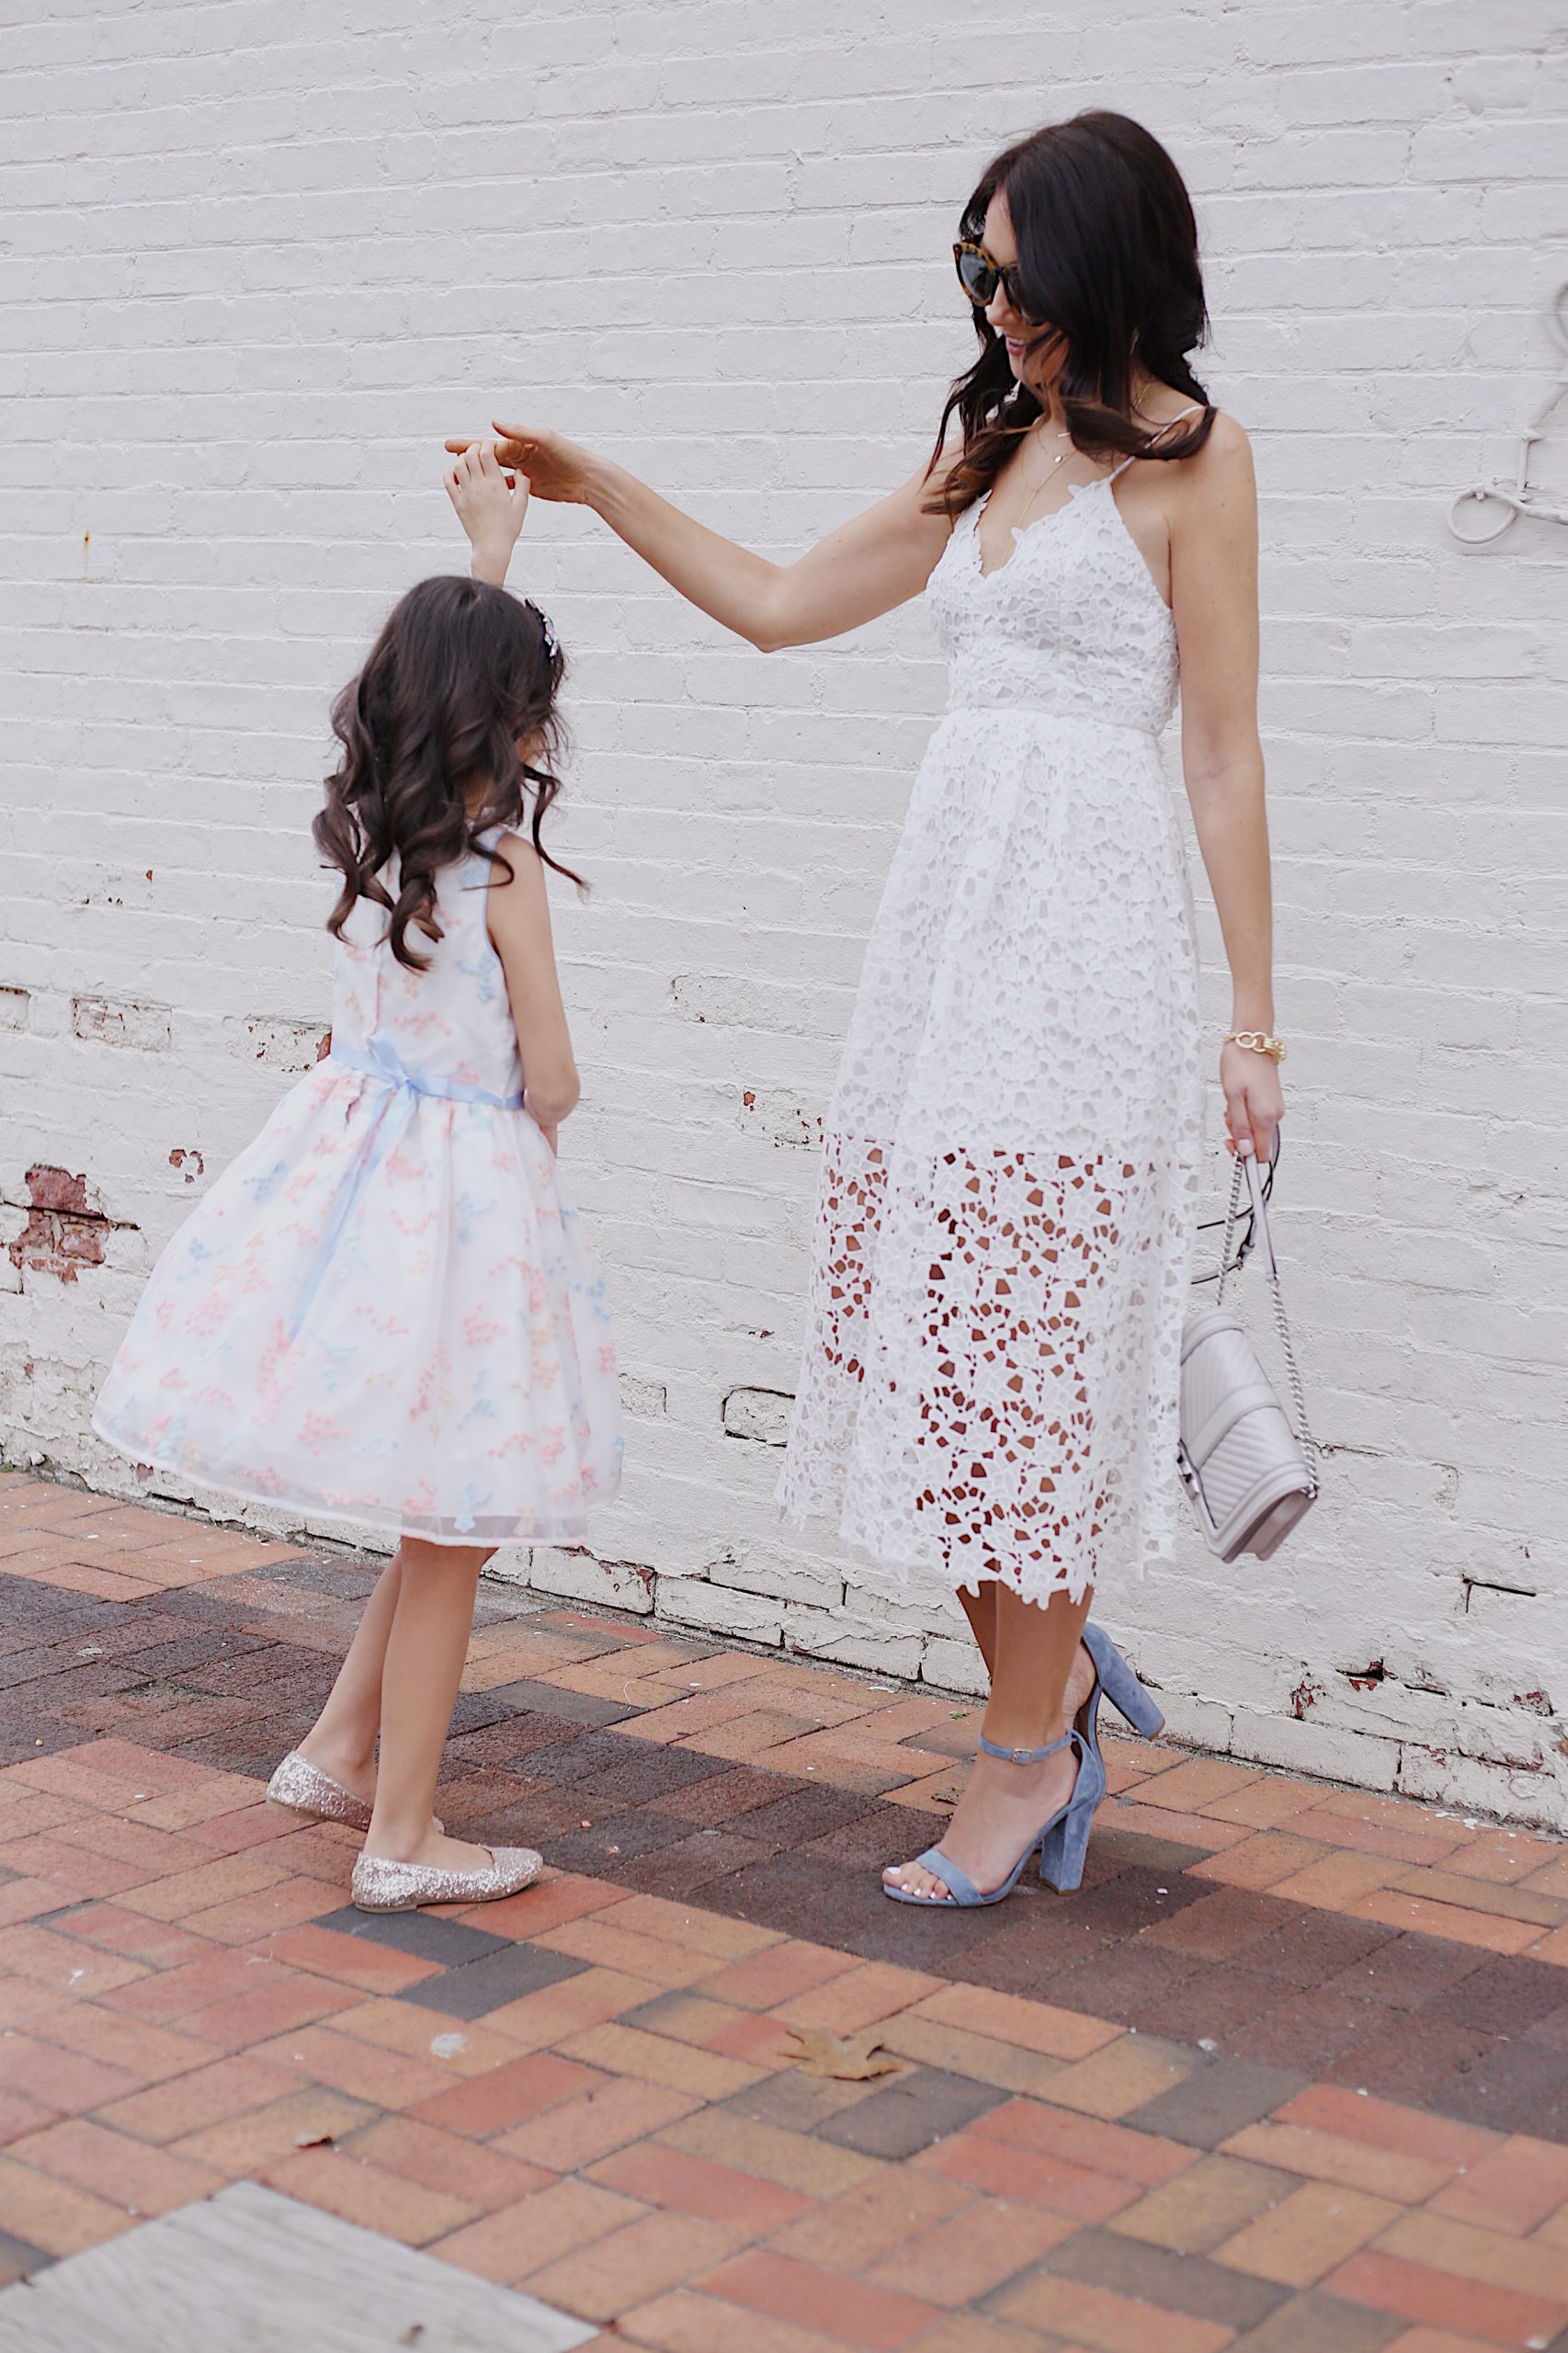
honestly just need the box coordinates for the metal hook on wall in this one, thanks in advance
[1449,284,1568,544]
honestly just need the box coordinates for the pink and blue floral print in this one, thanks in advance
[95,834,623,1546]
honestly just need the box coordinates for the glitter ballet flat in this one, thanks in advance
[266,1750,374,1832]
[266,1750,443,1839]
[350,1845,543,1913]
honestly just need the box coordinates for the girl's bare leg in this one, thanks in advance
[886,1582,1093,1900]
[362,1538,497,1870]
[296,1552,403,1802]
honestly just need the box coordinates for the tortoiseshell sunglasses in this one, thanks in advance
[953,240,1042,324]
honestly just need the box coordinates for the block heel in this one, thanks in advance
[1082,1620,1165,1745]
[1036,1739,1108,1893]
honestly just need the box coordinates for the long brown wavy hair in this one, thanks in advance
[927,111,1215,520]
[313,574,579,972]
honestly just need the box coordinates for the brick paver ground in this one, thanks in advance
[4,1470,1568,2350]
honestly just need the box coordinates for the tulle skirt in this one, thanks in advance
[94,1059,623,1545]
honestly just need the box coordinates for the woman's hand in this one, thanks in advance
[1221,1040,1284,1164]
[445,442,530,585]
[445,423,598,506]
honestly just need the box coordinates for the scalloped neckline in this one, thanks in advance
[967,475,1172,614]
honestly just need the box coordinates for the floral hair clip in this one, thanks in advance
[524,598,559,662]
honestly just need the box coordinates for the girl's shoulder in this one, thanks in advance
[463,826,541,889]
[449,826,515,897]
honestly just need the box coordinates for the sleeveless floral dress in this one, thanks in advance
[95,833,623,1546]
[779,469,1204,1607]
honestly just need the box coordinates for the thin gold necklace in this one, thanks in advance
[1014,420,1075,523]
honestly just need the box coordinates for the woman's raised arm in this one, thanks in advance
[445,423,954,653]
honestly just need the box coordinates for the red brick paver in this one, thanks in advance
[1,1470,1567,2347]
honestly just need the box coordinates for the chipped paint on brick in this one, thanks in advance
[738,1092,822,1148]
[72,997,171,1051]
[723,1387,793,1446]
[6,1166,130,1285]
[230,1017,331,1072]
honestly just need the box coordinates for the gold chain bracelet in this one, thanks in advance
[1226,1030,1286,1063]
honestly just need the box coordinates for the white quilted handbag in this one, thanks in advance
[1177,1147,1319,1562]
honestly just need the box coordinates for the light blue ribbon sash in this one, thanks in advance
[331,1036,525,1112]
[287,1038,525,1339]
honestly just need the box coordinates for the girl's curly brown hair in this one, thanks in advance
[313,574,579,972]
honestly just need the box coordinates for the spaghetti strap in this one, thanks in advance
[1107,402,1208,480]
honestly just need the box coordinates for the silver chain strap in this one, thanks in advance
[1214,1150,1318,1485]
[1214,1151,1247,1306]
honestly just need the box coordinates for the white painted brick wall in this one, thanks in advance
[4,0,1567,1823]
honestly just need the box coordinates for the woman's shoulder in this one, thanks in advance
[1198,407,1251,465]
[1164,402,1253,483]
[1146,404,1255,534]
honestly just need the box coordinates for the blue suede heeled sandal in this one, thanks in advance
[882,1726,1108,1906]
[1078,1621,1165,1775]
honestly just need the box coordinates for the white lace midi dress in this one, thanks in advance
[779,472,1204,1607]
[95,834,623,1547]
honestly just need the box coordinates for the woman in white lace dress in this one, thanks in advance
[451,111,1284,1906]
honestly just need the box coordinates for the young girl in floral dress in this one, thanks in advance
[95,447,622,1911]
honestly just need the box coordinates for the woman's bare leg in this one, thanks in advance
[957,1583,998,1678]
[958,1578,1096,1718]
[886,1581,1093,1900]
[362,1538,497,1870]
[296,1552,403,1802]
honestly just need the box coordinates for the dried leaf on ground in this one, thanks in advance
[785,2025,904,2080]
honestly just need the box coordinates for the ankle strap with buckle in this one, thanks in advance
[977,1731,1074,1766]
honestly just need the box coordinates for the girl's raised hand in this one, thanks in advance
[444,442,530,586]
[445,424,597,506]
